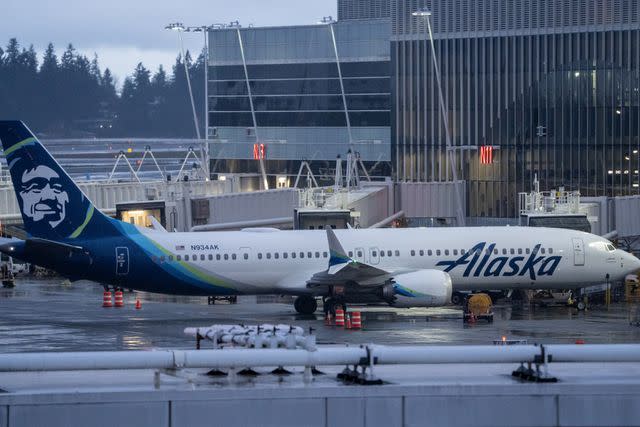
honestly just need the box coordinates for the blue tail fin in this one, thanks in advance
[0,120,117,240]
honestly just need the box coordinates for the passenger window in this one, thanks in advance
[444,249,449,256]
[493,249,498,255]
[177,255,181,261]
[159,256,165,262]
[283,252,288,259]
[300,252,305,258]
[395,250,400,256]
[216,254,221,261]
[411,250,416,256]
[428,250,433,256]
[201,254,205,261]
[436,250,441,256]
[357,251,363,257]
[208,254,213,260]
[549,248,554,254]
[517,248,522,255]
[525,248,530,254]
[387,250,392,257]
[461,249,466,254]
[372,251,377,257]
[502,248,507,255]
[309,252,313,258]
[510,248,515,255]
[348,251,353,257]
[183,255,189,261]
[274,253,279,259]
[243,253,248,260]
[292,252,296,258]
[169,255,174,261]
[453,249,458,255]
[380,251,385,257]
[320,252,325,258]
[266,253,271,259]
[224,254,229,260]
[258,253,263,260]
[419,250,424,256]
[540,248,546,254]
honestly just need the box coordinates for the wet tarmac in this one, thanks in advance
[1,278,639,353]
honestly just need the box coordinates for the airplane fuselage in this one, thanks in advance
[43,225,635,296]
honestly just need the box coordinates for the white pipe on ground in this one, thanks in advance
[0,344,639,372]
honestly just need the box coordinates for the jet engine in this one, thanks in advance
[386,270,452,307]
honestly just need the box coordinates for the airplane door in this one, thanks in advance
[369,247,380,265]
[572,238,585,266]
[116,247,129,275]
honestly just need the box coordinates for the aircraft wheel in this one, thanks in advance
[576,301,587,311]
[294,295,318,315]
[451,292,463,305]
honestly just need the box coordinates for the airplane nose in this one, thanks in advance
[624,252,640,274]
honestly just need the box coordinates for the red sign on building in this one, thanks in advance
[253,143,266,160]
[480,145,493,164]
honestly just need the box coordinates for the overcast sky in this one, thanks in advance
[4,0,336,87]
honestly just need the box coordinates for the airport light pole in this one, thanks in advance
[412,9,466,226]
[165,22,202,143]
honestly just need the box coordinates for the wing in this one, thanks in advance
[307,227,416,288]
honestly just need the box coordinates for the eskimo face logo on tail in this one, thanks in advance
[18,165,69,228]
[435,242,562,280]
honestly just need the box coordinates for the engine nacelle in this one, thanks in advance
[389,270,452,307]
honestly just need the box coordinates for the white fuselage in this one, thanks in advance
[145,226,640,295]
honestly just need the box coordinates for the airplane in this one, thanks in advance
[0,120,639,315]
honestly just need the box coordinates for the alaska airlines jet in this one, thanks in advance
[0,121,638,314]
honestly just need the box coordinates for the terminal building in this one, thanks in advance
[206,0,640,219]
[392,0,640,217]
[206,17,392,182]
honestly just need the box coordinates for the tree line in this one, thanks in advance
[0,38,205,138]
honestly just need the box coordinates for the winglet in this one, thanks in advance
[325,226,351,268]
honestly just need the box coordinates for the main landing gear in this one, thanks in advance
[322,297,346,316]
[293,295,318,315]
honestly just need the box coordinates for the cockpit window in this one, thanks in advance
[606,244,616,252]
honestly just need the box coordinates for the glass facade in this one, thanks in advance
[207,19,391,172]
[338,0,390,20]
[392,0,640,217]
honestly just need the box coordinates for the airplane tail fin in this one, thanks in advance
[0,120,117,240]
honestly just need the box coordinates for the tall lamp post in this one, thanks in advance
[165,23,202,142]
[412,9,466,226]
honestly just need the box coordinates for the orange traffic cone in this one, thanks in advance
[345,313,352,329]
[335,308,345,327]
[102,291,112,308]
[351,311,362,329]
[135,299,142,310]
[114,290,124,308]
